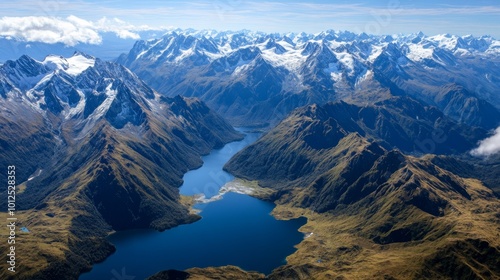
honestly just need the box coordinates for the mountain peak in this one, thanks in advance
[43,52,95,76]
[0,53,162,131]
[72,50,95,59]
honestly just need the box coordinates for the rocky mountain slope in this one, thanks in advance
[0,53,242,280]
[225,97,487,187]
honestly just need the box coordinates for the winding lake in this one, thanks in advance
[80,129,306,280]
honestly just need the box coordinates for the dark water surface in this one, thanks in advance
[80,130,306,280]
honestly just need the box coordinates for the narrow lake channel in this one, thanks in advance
[80,128,306,279]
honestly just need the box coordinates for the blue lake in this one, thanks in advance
[179,130,261,198]
[80,129,306,280]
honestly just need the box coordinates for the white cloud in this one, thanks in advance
[0,16,154,46]
[471,126,500,157]
[0,16,101,46]
[94,17,142,40]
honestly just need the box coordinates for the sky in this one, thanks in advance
[0,0,499,45]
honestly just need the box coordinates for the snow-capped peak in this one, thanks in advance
[43,52,95,76]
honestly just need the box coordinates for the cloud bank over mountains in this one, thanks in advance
[471,127,500,156]
[0,16,162,46]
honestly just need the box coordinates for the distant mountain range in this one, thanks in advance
[118,30,500,128]
[0,52,241,279]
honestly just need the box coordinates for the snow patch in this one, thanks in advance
[76,83,116,138]
[406,44,434,61]
[335,51,355,74]
[174,47,195,63]
[43,53,95,76]
[65,54,95,75]
[428,34,458,50]
[355,69,372,87]
[93,83,117,119]
[65,89,86,119]
[368,45,384,63]
[27,169,43,181]
[232,60,253,76]
[43,55,69,71]
[260,45,307,72]
[136,38,165,59]
[153,37,176,60]
[324,62,342,82]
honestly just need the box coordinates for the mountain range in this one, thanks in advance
[225,97,489,184]
[0,52,241,279]
[224,99,500,279]
[118,30,500,129]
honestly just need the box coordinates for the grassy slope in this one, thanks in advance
[268,161,500,279]
[428,154,500,196]
[147,266,266,280]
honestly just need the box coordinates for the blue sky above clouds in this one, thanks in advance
[0,0,499,45]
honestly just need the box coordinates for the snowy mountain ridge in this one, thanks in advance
[0,52,160,137]
[125,29,500,67]
[117,29,500,127]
